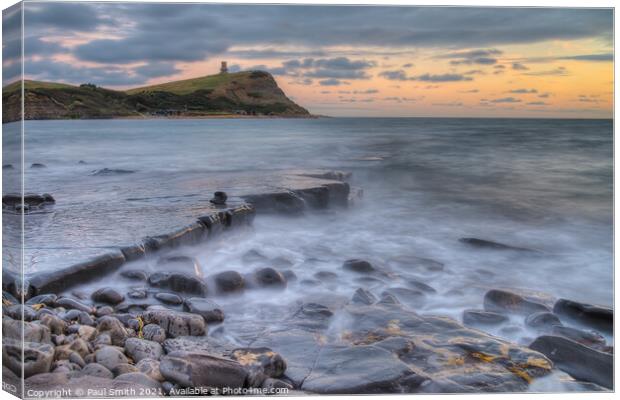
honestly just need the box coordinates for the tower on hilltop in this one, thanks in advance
[220,61,228,74]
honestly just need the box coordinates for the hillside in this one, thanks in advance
[2,71,310,123]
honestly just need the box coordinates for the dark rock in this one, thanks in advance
[3,164,13,169]
[31,163,46,168]
[231,347,286,378]
[95,306,114,317]
[91,168,135,176]
[68,352,86,368]
[525,312,562,330]
[253,267,286,288]
[381,287,425,306]
[119,244,146,262]
[39,314,67,335]
[26,293,57,306]
[3,318,51,343]
[183,297,224,323]
[3,339,55,378]
[120,269,148,281]
[377,293,400,305]
[281,270,297,282]
[483,289,550,316]
[212,270,245,293]
[553,298,612,333]
[155,292,183,305]
[301,345,426,393]
[550,326,607,350]
[242,191,306,215]
[142,307,206,338]
[55,297,93,313]
[462,309,509,326]
[272,256,294,268]
[407,279,437,294]
[148,272,208,296]
[314,271,338,281]
[156,255,203,277]
[530,335,612,389]
[78,160,87,164]
[113,372,161,391]
[459,237,536,252]
[388,255,444,272]
[142,324,167,343]
[343,259,375,273]
[92,287,125,305]
[127,288,148,299]
[160,351,248,389]
[262,378,293,391]
[144,223,207,253]
[210,191,228,205]
[4,304,37,321]
[81,363,114,379]
[95,346,129,371]
[124,338,163,363]
[351,288,377,305]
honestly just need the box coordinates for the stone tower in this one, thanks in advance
[220,61,228,74]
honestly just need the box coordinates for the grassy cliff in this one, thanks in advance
[2,71,310,123]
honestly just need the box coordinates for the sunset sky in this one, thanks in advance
[2,3,614,118]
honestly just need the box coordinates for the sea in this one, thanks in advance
[2,117,613,350]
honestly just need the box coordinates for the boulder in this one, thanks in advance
[120,269,148,281]
[483,289,550,316]
[351,288,377,305]
[54,297,93,314]
[3,339,55,378]
[142,324,167,343]
[407,280,437,294]
[242,249,268,264]
[124,338,163,363]
[136,358,165,382]
[212,270,245,293]
[96,316,130,346]
[462,309,509,326]
[148,272,208,296]
[530,335,612,389]
[342,259,375,273]
[94,346,129,371]
[550,325,607,350]
[184,298,224,323]
[210,191,228,205]
[4,304,37,321]
[525,312,562,330]
[155,292,183,305]
[3,318,51,343]
[142,307,206,337]
[253,268,286,288]
[26,294,57,306]
[388,255,444,272]
[160,351,248,389]
[553,299,612,333]
[95,306,114,317]
[81,363,114,379]
[459,238,535,252]
[381,287,425,306]
[92,287,125,305]
[111,363,139,377]
[155,256,203,278]
[113,372,162,391]
[231,348,286,378]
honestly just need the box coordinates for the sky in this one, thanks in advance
[2,2,614,118]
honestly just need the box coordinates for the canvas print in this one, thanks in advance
[1,1,614,398]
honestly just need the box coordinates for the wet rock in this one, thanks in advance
[77,325,96,341]
[148,272,208,296]
[212,270,245,293]
[92,287,125,305]
[530,335,612,389]
[68,352,86,368]
[137,358,164,382]
[242,191,306,215]
[231,348,286,378]
[55,297,93,313]
[459,238,536,252]
[525,312,562,330]
[155,256,203,277]
[56,338,90,359]
[314,271,338,281]
[111,363,139,377]
[272,256,294,268]
[120,268,148,282]
[184,298,224,323]
[210,191,228,205]
[142,324,167,343]
[95,305,114,317]
[95,346,129,371]
[125,338,163,363]
[253,267,286,288]
[483,289,550,316]
[94,333,113,348]
[343,259,375,273]
[155,292,183,305]
[142,307,206,338]
[351,288,377,305]
[553,298,612,333]
[160,351,248,389]
[302,345,425,393]
[550,326,606,350]
[4,304,37,321]
[388,255,444,272]
[3,318,51,343]
[3,164,13,169]
[127,288,148,299]
[381,287,425,306]
[91,168,135,176]
[113,372,161,391]
[407,280,437,294]
[378,293,400,305]
[81,363,114,379]
[262,378,293,391]
[3,339,55,378]
[281,270,297,282]
[96,316,130,346]
[462,309,509,326]
[31,163,46,168]
[242,249,268,264]
[26,293,57,306]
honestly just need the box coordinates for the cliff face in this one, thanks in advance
[2,71,310,123]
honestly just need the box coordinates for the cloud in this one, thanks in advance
[557,53,612,62]
[538,92,551,98]
[438,49,503,59]
[509,88,537,94]
[459,89,479,93]
[432,101,464,106]
[383,96,417,103]
[511,62,529,70]
[402,63,414,68]
[415,73,473,82]
[490,97,521,103]
[524,66,569,76]
[526,101,549,105]
[450,57,497,65]
[379,70,411,81]
[319,78,347,86]
[133,62,180,77]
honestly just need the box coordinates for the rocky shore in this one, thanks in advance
[2,170,614,396]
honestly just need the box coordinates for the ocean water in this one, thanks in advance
[2,117,613,347]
